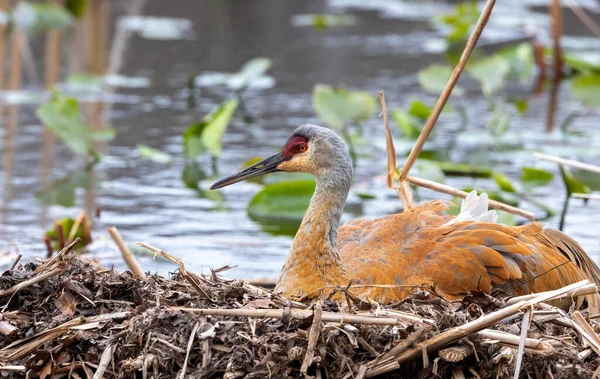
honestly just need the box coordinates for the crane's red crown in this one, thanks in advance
[282,135,309,159]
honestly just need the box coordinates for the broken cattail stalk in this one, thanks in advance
[404,175,535,220]
[549,0,564,82]
[364,280,591,377]
[34,238,80,274]
[478,329,555,354]
[379,91,412,208]
[534,152,600,174]
[67,211,87,245]
[301,301,323,374]
[168,307,428,326]
[571,311,600,356]
[399,0,497,183]
[107,227,145,278]
[506,283,598,305]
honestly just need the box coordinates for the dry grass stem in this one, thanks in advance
[478,329,554,354]
[535,152,600,174]
[108,226,145,278]
[513,308,531,379]
[0,268,63,298]
[399,0,497,181]
[34,238,80,274]
[571,311,600,355]
[549,0,564,82]
[405,175,535,220]
[565,0,600,37]
[179,322,200,379]
[92,343,115,379]
[506,283,598,305]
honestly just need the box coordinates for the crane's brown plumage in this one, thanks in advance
[211,124,600,307]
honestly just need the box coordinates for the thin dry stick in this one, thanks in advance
[405,175,535,220]
[137,242,209,298]
[364,280,590,377]
[107,227,145,278]
[179,322,199,379]
[571,311,600,355]
[513,309,531,379]
[67,212,86,245]
[368,325,430,368]
[168,307,423,326]
[92,343,115,379]
[0,268,62,298]
[506,283,598,305]
[8,254,22,271]
[378,91,412,208]
[565,0,600,37]
[549,0,564,82]
[399,0,497,183]
[534,152,600,174]
[34,238,80,274]
[478,329,554,354]
[301,300,323,374]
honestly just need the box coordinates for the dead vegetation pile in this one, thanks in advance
[0,239,598,379]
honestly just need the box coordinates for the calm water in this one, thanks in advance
[1,0,599,278]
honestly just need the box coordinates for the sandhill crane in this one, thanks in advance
[211,124,600,306]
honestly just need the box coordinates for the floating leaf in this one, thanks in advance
[36,170,94,207]
[416,161,445,183]
[313,84,377,131]
[468,55,511,94]
[498,43,535,83]
[137,145,172,164]
[493,172,517,193]
[407,100,432,120]
[562,51,600,74]
[291,14,357,29]
[571,74,600,108]
[435,162,493,178]
[392,110,421,139]
[510,99,528,115]
[182,163,206,190]
[36,90,115,158]
[496,210,516,226]
[435,2,479,43]
[571,170,600,191]
[248,180,315,228]
[559,166,591,195]
[64,0,88,18]
[183,98,239,159]
[520,167,553,189]
[417,64,464,95]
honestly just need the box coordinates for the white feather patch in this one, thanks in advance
[444,190,498,225]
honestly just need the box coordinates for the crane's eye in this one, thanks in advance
[297,144,307,153]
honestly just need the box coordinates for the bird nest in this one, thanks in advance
[0,241,598,379]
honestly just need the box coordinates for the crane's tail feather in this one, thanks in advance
[444,190,498,226]
[544,228,600,314]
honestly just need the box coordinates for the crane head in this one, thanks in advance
[210,124,352,190]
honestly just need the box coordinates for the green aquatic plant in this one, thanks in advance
[36,90,115,161]
[136,144,173,164]
[392,99,432,139]
[36,168,94,207]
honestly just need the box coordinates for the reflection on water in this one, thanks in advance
[0,0,599,279]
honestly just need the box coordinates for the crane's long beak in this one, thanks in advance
[210,152,284,190]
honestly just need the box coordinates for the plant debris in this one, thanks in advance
[0,241,598,378]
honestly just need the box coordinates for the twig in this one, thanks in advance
[549,0,564,82]
[368,325,430,368]
[571,311,600,356]
[404,175,535,220]
[137,242,209,299]
[179,322,199,379]
[301,300,323,375]
[167,307,429,326]
[506,283,598,305]
[34,238,80,274]
[513,308,531,379]
[378,91,412,208]
[92,343,115,379]
[8,254,21,271]
[108,227,145,278]
[364,280,591,377]
[67,212,86,245]
[565,0,600,38]
[399,0,497,182]
[478,329,554,354]
[534,152,600,174]
[0,268,63,298]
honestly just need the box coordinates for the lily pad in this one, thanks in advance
[571,74,600,108]
[468,55,511,94]
[313,84,377,131]
[392,109,421,139]
[571,170,600,191]
[493,172,517,193]
[182,162,206,190]
[248,180,315,229]
[520,167,553,189]
[417,64,464,96]
[183,98,239,159]
[137,145,172,164]
[559,166,591,195]
[36,170,94,207]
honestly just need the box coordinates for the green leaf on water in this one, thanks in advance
[392,110,421,139]
[435,2,479,44]
[468,55,511,94]
[227,58,272,91]
[563,51,600,74]
[35,170,94,207]
[182,162,206,190]
[416,161,446,183]
[435,162,493,178]
[496,210,516,226]
[520,167,553,189]
[248,180,315,224]
[407,100,432,120]
[417,64,464,96]
[137,145,172,164]
[26,2,74,30]
[36,90,115,158]
[493,172,517,193]
[559,166,591,195]
[183,98,239,159]
[571,170,600,191]
[510,99,528,115]
[292,14,357,29]
[571,74,600,108]
[313,84,377,131]
[64,0,88,18]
